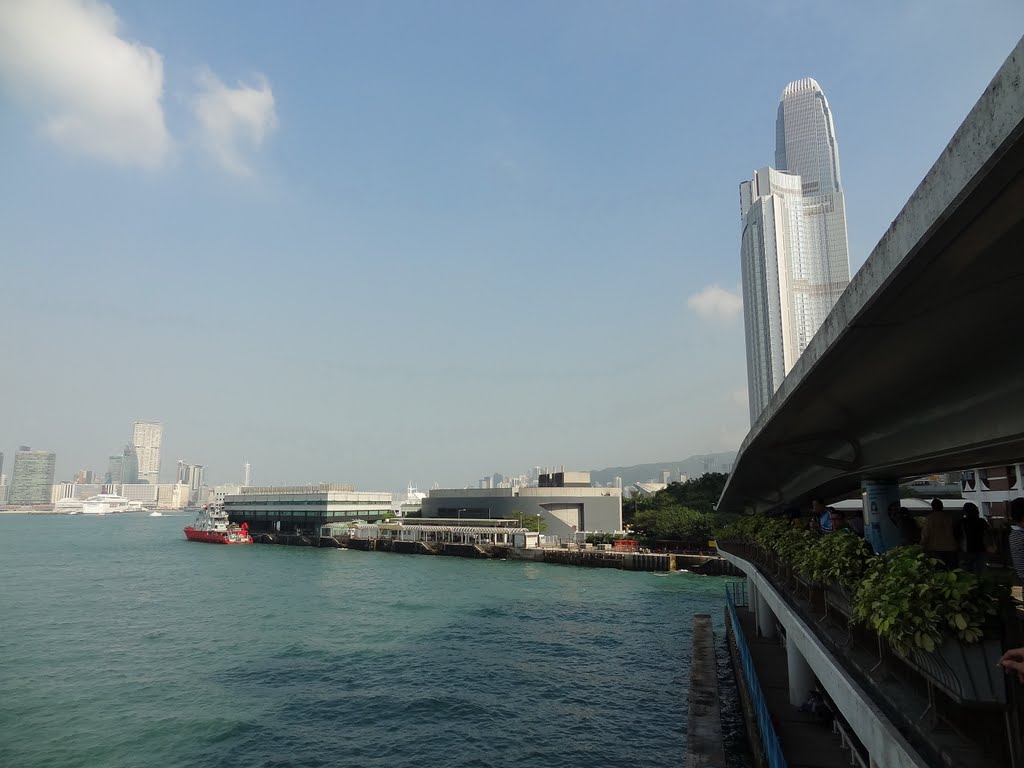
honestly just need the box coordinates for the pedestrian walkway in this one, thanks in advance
[733,609,853,768]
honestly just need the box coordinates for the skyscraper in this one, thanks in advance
[740,167,807,421]
[740,78,851,423]
[9,448,56,505]
[106,444,139,484]
[177,461,205,503]
[776,78,851,315]
[243,462,252,487]
[132,421,162,484]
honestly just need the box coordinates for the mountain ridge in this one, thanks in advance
[589,452,736,489]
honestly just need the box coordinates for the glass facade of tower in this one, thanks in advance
[740,168,806,424]
[740,78,852,424]
[776,78,852,321]
[9,449,57,505]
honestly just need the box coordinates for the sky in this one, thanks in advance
[1,1,1022,493]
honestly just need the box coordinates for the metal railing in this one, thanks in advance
[833,717,871,768]
[725,582,788,768]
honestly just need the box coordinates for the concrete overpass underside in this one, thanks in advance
[720,39,1024,514]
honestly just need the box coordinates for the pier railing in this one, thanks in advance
[725,582,788,768]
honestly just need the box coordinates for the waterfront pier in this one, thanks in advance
[716,36,1024,768]
[247,518,742,574]
[687,614,727,768]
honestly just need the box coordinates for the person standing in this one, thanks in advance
[959,502,989,575]
[920,498,959,569]
[829,508,849,532]
[813,498,832,534]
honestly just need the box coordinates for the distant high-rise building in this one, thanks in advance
[740,78,851,424]
[106,444,139,484]
[243,462,252,487]
[9,448,57,505]
[776,78,851,310]
[76,469,94,484]
[0,452,4,481]
[176,461,205,503]
[132,421,162,484]
[106,454,123,484]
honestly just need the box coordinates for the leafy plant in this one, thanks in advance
[715,514,769,541]
[793,531,872,589]
[753,517,792,554]
[852,547,1006,655]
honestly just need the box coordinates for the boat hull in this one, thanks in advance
[183,526,252,544]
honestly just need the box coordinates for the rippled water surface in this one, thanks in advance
[0,514,748,767]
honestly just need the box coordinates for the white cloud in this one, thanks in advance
[193,70,277,176]
[0,0,171,169]
[687,285,743,322]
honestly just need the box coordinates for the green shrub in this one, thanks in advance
[794,531,872,589]
[852,547,1006,655]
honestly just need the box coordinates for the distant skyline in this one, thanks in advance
[2,2,1023,491]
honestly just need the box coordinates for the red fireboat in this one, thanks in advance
[184,505,253,544]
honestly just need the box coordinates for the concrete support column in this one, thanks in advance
[747,580,759,615]
[786,639,815,707]
[755,589,776,639]
[862,479,902,553]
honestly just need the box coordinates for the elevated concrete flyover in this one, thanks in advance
[719,38,1024,515]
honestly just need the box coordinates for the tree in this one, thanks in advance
[520,515,548,533]
[623,472,730,526]
[510,511,548,533]
[631,506,715,542]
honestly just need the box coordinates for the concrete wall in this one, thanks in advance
[420,491,622,538]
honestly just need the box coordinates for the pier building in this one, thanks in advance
[718,37,1024,768]
[223,484,392,533]
[419,471,622,540]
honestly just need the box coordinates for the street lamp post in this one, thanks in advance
[537,512,541,547]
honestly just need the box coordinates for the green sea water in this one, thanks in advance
[0,514,747,767]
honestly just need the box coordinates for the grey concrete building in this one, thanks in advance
[420,471,622,539]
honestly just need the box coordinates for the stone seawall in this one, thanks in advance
[250,534,743,576]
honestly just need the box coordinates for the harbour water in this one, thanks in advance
[0,514,748,768]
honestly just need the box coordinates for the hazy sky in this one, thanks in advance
[1,1,1022,492]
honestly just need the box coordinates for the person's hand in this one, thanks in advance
[1000,648,1024,684]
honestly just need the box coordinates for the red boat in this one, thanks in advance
[184,505,253,544]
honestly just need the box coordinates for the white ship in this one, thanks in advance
[56,494,145,515]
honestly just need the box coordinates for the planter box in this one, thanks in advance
[824,585,853,620]
[906,637,1006,705]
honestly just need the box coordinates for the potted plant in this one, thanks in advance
[793,531,872,617]
[852,547,1008,704]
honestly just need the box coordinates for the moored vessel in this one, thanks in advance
[184,505,252,544]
